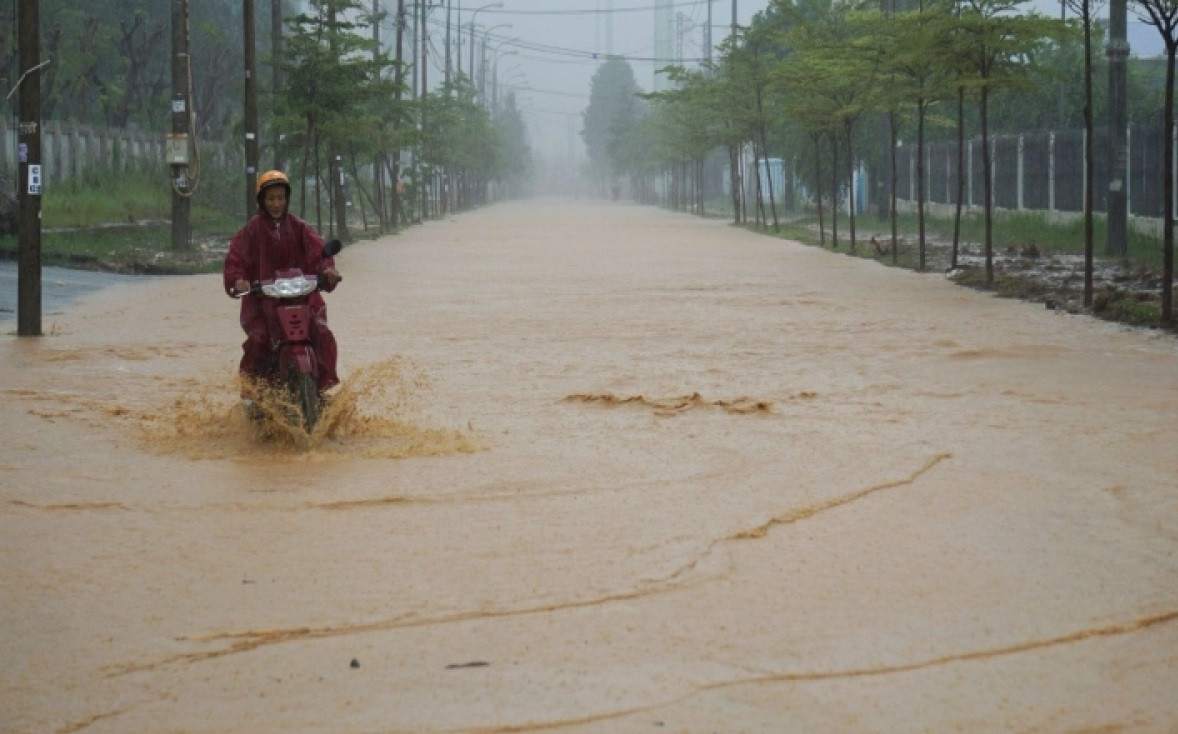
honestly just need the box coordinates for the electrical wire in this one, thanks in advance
[427,16,706,63]
[473,1,711,17]
[499,82,588,100]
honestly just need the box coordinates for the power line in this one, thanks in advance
[475,1,710,16]
[426,17,707,64]
[499,81,589,99]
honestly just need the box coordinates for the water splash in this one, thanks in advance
[143,358,484,460]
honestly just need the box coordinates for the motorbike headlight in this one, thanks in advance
[262,276,318,298]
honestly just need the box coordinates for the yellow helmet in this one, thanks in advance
[256,169,291,204]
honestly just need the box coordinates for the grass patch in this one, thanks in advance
[739,206,1163,270]
[3,167,245,274]
[1092,287,1163,327]
[0,227,225,274]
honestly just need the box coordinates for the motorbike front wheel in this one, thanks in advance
[292,372,320,432]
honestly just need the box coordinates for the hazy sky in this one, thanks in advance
[422,0,1165,166]
[440,1,769,165]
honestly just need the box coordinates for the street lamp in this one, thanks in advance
[498,69,527,111]
[469,3,504,82]
[492,51,519,112]
[478,25,513,100]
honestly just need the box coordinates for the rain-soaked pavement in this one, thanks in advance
[2,200,1177,733]
[0,261,160,329]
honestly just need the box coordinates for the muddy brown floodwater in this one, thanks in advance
[2,200,1177,733]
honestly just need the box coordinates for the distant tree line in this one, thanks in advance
[1,0,248,138]
[579,0,1177,323]
[0,0,532,229]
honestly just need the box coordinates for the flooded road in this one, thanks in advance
[2,200,1177,733]
[0,262,158,329]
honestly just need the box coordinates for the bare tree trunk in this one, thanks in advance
[1083,0,1095,307]
[313,114,323,234]
[917,98,927,271]
[952,87,965,270]
[349,151,378,230]
[830,133,840,250]
[753,141,766,227]
[755,88,779,232]
[813,133,826,248]
[737,143,748,223]
[981,84,993,286]
[1162,43,1175,324]
[845,118,857,254]
[890,112,899,264]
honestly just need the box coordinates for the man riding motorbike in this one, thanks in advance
[224,170,342,401]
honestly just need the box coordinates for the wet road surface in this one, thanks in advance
[2,200,1177,733]
[0,261,159,329]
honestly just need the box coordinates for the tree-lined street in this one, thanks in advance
[2,201,1176,732]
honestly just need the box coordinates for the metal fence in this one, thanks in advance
[896,122,1176,220]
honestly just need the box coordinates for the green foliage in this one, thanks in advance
[493,94,533,191]
[582,58,647,184]
[0,0,260,138]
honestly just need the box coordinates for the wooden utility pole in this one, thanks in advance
[244,0,260,217]
[272,0,284,170]
[333,153,349,241]
[171,0,191,251]
[17,0,43,337]
[326,7,350,241]
[1106,0,1129,257]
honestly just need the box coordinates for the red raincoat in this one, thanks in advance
[223,209,339,391]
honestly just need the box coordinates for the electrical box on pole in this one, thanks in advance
[17,0,43,337]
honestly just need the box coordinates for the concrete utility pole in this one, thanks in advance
[422,0,430,220]
[17,0,42,336]
[469,5,503,101]
[706,0,713,66]
[372,0,386,228]
[1106,0,1129,257]
[244,0,260,218]
[272,0,284,170]
[170,0,191,251]
[412,1,419,99]
[392,0,406,228]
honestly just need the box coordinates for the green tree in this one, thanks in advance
[1132,0,1178,324]
[582,57,644,196]
[875,0,958,268]
[279,0,387,236]
[955,0,1063,285]
[496,93,534,197]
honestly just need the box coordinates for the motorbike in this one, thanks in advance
[234,239,342,432]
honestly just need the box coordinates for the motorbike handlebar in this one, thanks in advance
[316,272,343,290]
[231,274,340,299]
